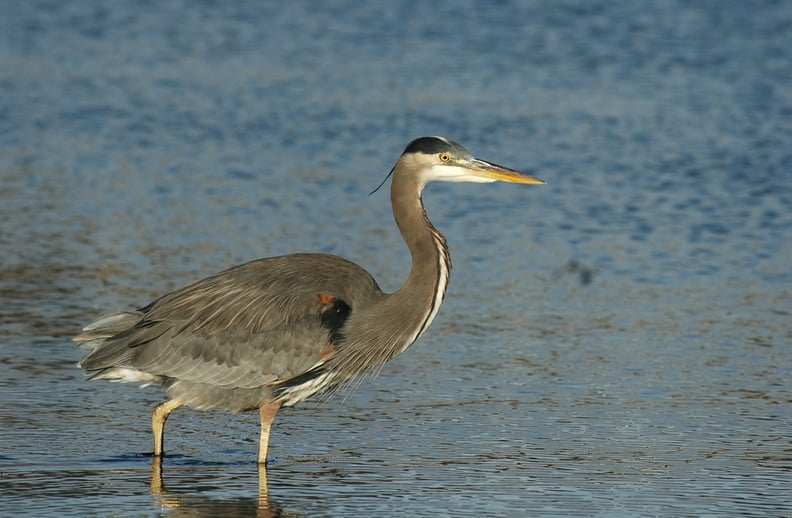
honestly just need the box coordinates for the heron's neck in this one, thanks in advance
[320,169,451,382]
[390,171,451,347]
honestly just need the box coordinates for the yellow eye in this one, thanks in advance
[438,153,450,162]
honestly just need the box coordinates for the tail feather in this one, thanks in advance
[74,311,143,368]
[74,311,142,342]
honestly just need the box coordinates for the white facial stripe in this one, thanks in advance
[423,164,496,183]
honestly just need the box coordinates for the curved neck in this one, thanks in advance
[389,167,451,346]
[326,163,451,380]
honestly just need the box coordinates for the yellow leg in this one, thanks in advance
[152,400,183,456]
[258,401,282,465]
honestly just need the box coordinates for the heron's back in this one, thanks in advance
[76,253,385,411]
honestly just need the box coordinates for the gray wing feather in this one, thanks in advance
[77,253,383,390]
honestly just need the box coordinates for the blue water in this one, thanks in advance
[1,1,791,516]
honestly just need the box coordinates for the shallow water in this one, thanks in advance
[2,1,791,516]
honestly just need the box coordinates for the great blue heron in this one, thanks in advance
[76,136,545,465]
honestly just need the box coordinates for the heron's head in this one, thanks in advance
[397,136,545,186]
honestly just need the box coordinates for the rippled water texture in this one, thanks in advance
[2,1,791,516]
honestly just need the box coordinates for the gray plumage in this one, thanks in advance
[76,136,545,464]
[79,254,381,410]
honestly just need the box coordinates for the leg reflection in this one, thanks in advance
[148,456,278,517]
[257,463,274,515]
[149,456,180,511]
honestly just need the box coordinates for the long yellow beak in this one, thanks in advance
[470,158,546,184]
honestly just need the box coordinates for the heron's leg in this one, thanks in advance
[258,401,282,465]
[152,400,183,456]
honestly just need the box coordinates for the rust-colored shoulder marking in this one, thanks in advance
[317,293,335,305]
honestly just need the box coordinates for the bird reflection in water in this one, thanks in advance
[149,457,280,517]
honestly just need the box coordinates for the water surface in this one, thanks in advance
[1,1,791,516]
